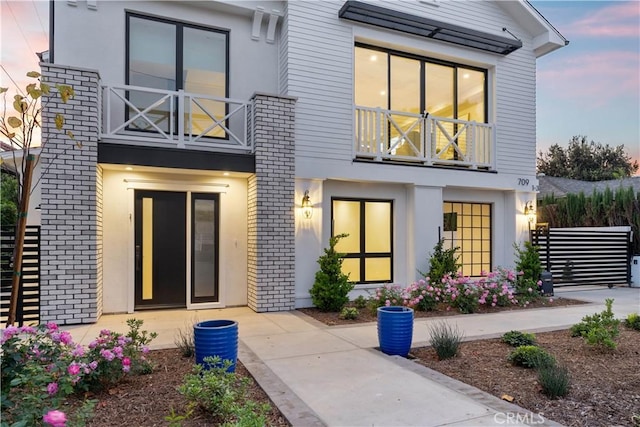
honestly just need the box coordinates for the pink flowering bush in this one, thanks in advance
[1,318,156,426]
[365,267,548,315]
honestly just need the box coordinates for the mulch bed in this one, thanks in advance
[411,328,640,427]
[70,349,290,426]
[299,296,586,326]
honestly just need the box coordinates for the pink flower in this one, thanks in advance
[59,332,73,345]
[549,298,554,303]
[100,349,115,361]
[141,345,149,354]
[71,345,85,357]
[67,363,81,376]
[89,361,98,370]
[47,382,59,396]
[46,322,59,331]
[43,410,67,427]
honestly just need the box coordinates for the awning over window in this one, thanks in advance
[339,1,522,55]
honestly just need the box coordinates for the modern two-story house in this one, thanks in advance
[32,0,566,324]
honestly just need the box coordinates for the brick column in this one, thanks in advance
[40,63,101,324]
[247,93,296,312]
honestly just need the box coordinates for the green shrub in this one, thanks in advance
[353,295,368,309]
[339,307,359,320]
[178,356,270,424]
[570,298,620,350]
[420,239,461,284]
[502,330,537,347]
[508,345,555,369]
[625,313,640,331]
[537,365,570,399]
[429,321,464,360]
[309,233,354,312]
[514,241,542,283]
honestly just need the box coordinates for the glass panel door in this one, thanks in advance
[183,28,227,138]
[390,56,421,157]
[128,17,176,133]
[191,193,219,303]
[425,63,455,159]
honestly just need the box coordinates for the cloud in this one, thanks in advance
[565,2,640,38]
[538,50,639,107]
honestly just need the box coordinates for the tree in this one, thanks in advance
[0,72,75,325]
[537,136,639,181]
[1,172,19,226]
[309,233,353,312]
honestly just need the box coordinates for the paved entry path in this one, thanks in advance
[64,286,639,426]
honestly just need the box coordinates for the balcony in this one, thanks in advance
[100,84,252,152]
[354,106,495,170]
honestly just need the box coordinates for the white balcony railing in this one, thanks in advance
[100,84,252,152]
[354,106,495,169]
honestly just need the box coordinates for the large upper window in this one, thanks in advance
[332,198,393,283]
[355,45,486,122]
[127,14,228,137]
[355,45,487,159]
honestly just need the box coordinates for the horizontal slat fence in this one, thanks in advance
[1,225,41,325]
[531,227,631,287]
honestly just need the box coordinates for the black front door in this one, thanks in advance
[134,190,187,308]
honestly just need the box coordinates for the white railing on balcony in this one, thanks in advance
[354,106,495,170]
[100,84,252,152]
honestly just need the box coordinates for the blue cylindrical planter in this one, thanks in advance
[194,320,238,372]
[377,306,414,357]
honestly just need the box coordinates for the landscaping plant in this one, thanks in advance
[309,233,353,312]
[428,321,464,360]
[570,298,620,350]
[352,295,368,309]
[1,319,155,426]
[537,365,571,399]
[174,319,197,358]
[625,313,640,331]
[502,330,537,347]
[508,345,555,369]
[178,356,270,425]
[339,307,359,320]
[420,238,461,284]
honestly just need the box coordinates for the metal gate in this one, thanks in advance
[531,226,632,287]
[1,225,41,325]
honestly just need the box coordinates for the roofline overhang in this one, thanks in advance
[497,0,569,58]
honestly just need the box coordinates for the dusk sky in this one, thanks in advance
[1,1,639,171]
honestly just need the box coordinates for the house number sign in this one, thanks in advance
[517,178,539,192]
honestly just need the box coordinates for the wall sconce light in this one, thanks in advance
[301,190,313,219]
[524,201,536,226]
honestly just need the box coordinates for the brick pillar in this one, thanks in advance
[40,63,101,324]
[247,93,296,312]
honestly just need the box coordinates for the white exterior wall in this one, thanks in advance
[101,168,248,313]
[52,1,282,99]
[289,1,541,305]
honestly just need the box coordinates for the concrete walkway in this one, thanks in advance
[62,286,639,426]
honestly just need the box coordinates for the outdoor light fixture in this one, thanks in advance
[524,201,536,225]
[301,190,313,219]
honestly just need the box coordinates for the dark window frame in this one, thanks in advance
[125,12,231,140]
[331,197,394,284]
[442,201,493,277]
[355,42,489,124]
[190,192,220,304]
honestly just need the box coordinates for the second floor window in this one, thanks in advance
[127,13,229,137]
[354,45,486,123]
